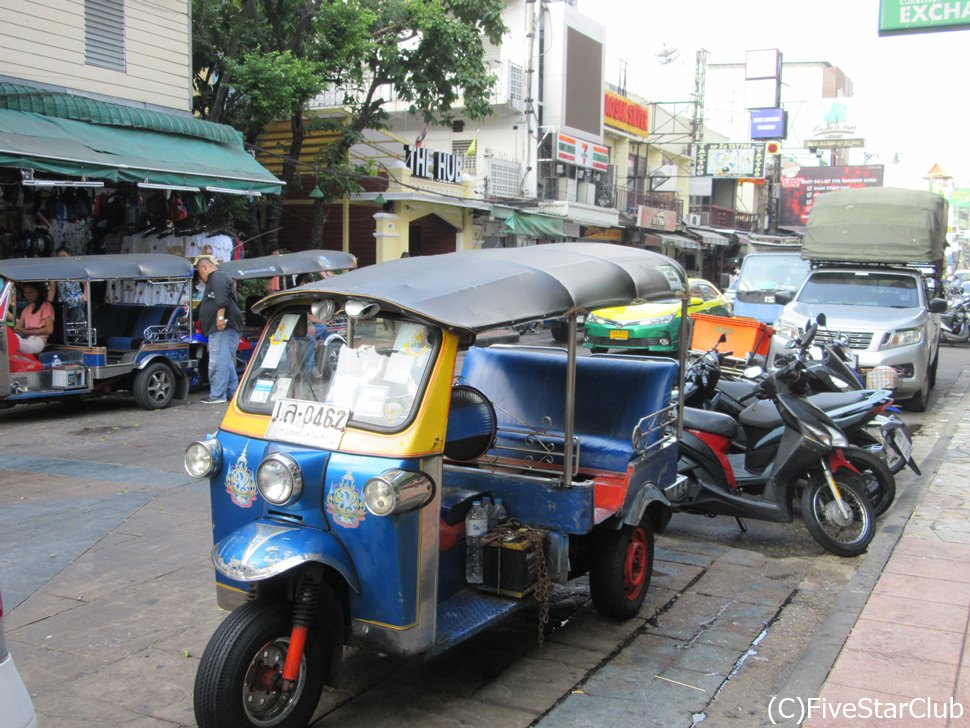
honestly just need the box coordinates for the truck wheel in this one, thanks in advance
[133,362,175,410]
[194,602,327,728]
[589,521,654,619]
[904,376,930,412]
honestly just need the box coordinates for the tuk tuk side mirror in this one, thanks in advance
[311,299,336,323]
[345,299,380,320]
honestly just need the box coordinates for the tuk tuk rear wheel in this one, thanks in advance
[589,522,654,619]
[133,362,175,410]
[194,601,326,728]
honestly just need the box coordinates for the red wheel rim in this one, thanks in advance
[623,528,648,600]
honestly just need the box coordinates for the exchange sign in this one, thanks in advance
[879,0,970,34]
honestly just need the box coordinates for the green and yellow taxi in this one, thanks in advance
[583,278,730,354]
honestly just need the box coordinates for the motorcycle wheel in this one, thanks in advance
[801,473,874,557]
[194,601,327,728]
[843,446,896,517]
[589,521,654,619]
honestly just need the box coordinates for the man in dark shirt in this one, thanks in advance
[195,257,242,404]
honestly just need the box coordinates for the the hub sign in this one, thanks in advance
[879,0,970,34]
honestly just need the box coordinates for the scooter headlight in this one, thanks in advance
[364,469,434,517]
[184,439,222,478]
[256,453,303,505]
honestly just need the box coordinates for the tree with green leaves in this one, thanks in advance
[192,0,506,252]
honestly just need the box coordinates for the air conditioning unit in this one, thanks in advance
[688,213,702,226]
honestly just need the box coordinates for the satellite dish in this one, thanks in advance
[656,45,680,64]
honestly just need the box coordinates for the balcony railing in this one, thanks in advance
[616,187,681,217]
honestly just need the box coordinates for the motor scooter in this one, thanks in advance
[940,292,970,344]
[673,319,876,556]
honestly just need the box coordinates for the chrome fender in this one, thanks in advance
[212,519,360,592]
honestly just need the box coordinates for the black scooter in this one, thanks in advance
[672,320,876,557]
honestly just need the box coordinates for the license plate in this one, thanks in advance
[609,329,629,340]
[265,399,351,450]
[892,428,913,462]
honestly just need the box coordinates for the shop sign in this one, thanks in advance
[693,143,766,179]
[604,91,649,136]
[749,108,787,139]
[582,226,623,241]
[778,164,884,228]
[637,205,678,231]
[879,0,970,34]
[556,133,610,172]
[403,145,464,184]
[807,138,866,149]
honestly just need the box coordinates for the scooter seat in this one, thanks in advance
[718,378,759,403]
[738,398,783,429]
[807,391,869,409]
[683,407,738,438]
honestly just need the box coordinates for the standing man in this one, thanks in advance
[195,256,242,404]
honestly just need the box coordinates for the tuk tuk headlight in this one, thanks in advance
[256,453,303,505]
[364,469,434,517]
[184,439,222,479]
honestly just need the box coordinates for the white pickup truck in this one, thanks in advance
[772,188,948,411]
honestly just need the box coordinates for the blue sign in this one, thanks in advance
[750,108,787,140]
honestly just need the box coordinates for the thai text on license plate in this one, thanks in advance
[609,329,629,340]
[265,399,351,450]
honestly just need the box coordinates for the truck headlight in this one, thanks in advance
[773,318,800,340]
[882,328,922,349]
[256,453,303,505]
[184,439,222,478]
[364,469,434,516]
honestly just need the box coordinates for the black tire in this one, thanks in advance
[904,375,930,412]
[589,521,654,619]
[843,446,896,517]
[928,350,939,389]
[801,473,875,557]
[133,361,176,410]
[550,320,569,342]
[194,601,327,728]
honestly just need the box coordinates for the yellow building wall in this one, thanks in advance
[0,0,191,112]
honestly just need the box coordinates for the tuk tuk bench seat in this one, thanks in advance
[93,303,183,350]
[459,347,677,474]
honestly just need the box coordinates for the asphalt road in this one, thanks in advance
[1,333,967,727]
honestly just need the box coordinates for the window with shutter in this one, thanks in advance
[85,0,126,72]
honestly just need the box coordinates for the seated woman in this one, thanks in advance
[14,282,54,354]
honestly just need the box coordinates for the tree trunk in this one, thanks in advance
[266,110,306,252]
[309,199,327,248]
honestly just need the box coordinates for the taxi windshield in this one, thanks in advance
[238,308,438,431]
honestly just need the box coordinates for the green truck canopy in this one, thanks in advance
[803,187,947,264]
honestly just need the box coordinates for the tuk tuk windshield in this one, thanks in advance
[239,308,438,431]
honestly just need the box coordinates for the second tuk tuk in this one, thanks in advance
[1,254,195,410]
[185,243,688,728]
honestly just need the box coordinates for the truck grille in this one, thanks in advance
[814,329,873,350]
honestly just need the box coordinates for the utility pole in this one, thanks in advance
[689,50,709,167]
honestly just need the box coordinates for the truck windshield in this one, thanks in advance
[238,308,438,431]
[797,272,920,308]
[737,255,811,301]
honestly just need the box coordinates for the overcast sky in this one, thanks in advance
[581,0,970,191]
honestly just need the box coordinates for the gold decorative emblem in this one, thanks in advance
[326,471,366,528]
[226,445,257,508]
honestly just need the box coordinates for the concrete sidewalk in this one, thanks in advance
[803,373,970,727]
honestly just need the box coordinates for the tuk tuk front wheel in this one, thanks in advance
[589,522,654,619]
[194,601,326,728]
[133,362,175,410]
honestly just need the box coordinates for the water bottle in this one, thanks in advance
[465,500,487,584]
[482,496,494,530]
[493,497,508,526]
[52,354,62,368]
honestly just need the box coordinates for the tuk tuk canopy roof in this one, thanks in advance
[0,254,195,281]
[257,243,687,338]
[220,250,357,281]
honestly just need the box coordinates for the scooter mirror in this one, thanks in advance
[816,313,827,327]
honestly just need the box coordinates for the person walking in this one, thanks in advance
[194,256,242,404]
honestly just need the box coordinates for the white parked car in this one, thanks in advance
[0,586,36,728]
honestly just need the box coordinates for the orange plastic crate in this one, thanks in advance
[690,313,775,358]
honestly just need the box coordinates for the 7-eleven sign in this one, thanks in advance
[556,133,609,172]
